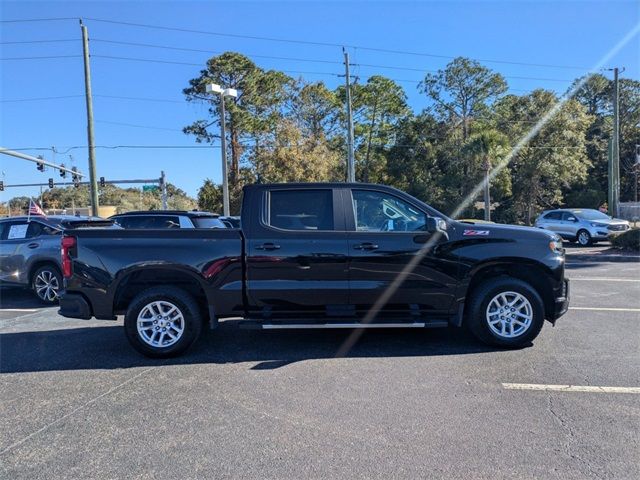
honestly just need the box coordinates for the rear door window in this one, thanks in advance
[191,217,226,228]
[267,190,334,231]
[114,216,181,229]
[5,222,29,240]
[544,212,562,221]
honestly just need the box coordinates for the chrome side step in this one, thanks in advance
[261,322,428,330]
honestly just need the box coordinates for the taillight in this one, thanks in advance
[61,236,76,278]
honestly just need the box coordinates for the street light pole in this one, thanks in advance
[219,94,230,216]
[206,83,237,216]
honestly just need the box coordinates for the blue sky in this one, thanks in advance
[1,0,639,202]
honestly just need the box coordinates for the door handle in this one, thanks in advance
[413,234,430,244]
[27,242,39,249]
[354,242,378,251]
[256,243,280,251]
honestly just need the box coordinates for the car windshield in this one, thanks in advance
[573,210,610,221]
[192,217,226,228]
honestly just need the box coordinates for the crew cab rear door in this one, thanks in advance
[245,187,349,318]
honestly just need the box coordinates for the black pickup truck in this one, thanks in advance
[59,183,569,358]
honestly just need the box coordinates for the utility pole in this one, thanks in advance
[80,19,99,217]
[343,48,355,183]
[482,156,491,221]
[608,67,622,217]
[219,95,230,216]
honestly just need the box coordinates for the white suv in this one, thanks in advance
[535,209,630,246]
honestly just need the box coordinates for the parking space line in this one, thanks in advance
[502,383,640,394]
[567,278,640,282]
[0,308,39,312]
[569,307,640,312]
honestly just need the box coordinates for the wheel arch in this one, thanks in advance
[464,260,556,320]
[29,260,61,284]
[112,266,213,324]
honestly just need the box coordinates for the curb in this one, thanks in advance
[566,254,640,263]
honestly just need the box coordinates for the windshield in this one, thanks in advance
[192,217,226,228]
[573,210,610,221]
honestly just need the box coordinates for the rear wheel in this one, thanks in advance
[466,277,545,348]
[32,265,62,304]
[577,229,592,246]
[124,286,202,358]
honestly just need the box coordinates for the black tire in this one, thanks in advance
[124,286,202,358]
[31,264,62,304]
[466,277,545,348]
[576,229,592,246]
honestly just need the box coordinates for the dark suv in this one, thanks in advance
[110,210,227,229]
[0,216,112,303]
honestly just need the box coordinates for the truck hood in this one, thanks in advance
[452,221,558,242]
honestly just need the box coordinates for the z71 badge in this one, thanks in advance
[463,229,490,236]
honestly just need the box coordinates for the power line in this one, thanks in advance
[91,54,342,77]
[83,17,596,71]
[354,63,575,83]
[89,37,575,83]
[0,95,84,103]
[0,39,77,44]
[95,120,183,132]
[0,55,82,61]
[91,39,342,65]
[94,94,185,104]
[0,17,77,23]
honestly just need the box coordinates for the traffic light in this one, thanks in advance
[36,162,44,172]
[99,176,105,188]
[0,181,4,192]
[59,163,67,178]
[48,178,54,189]
[72,167,79,188]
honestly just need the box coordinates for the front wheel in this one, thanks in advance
[124,286,202,358]
[466,277,545,348]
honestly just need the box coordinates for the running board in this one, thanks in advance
[259,321,447,330]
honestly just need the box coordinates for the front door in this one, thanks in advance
[245,187,349,319]
[346,188,458,319]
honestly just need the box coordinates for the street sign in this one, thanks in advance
[142,185,159,192]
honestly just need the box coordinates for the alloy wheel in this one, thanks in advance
[485,291,533,338]
[136,301,185,348]
[34,270,60,302]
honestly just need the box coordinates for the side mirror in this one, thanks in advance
[426,216,447,234]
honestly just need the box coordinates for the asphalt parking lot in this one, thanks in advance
[1,260,638,479]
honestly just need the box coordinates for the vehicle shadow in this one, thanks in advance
[0,287,47,309]
[0,320,508,374]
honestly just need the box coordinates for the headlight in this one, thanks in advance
[549,239,563,253]
[590,222,606,227]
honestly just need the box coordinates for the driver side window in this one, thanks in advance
[352,190,427,232]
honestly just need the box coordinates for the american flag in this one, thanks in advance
[28,199,45,216]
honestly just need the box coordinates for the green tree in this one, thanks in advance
[339,76,410,182]
[420,57,507,140]
[197,179,223,213]
[183,52,293,198]
[385,113,446,209]
[493,90,591,224]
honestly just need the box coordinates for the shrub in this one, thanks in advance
[611,229,640,252]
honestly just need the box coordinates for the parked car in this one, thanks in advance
[110,210,227,229]
[0,216,115,303]
[534,208,630,246]
[219,216,241,228]
[60,183,570,358]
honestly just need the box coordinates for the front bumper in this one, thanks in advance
[550,278,570,321]
[58,291,92,320]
